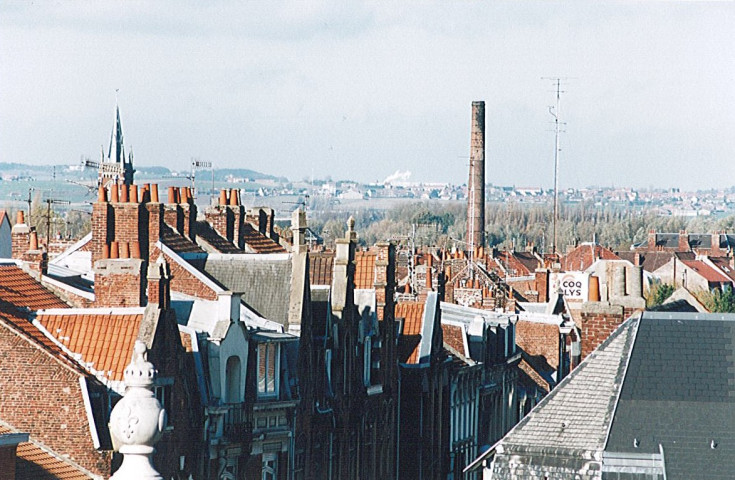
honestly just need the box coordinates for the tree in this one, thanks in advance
[694,288,735,313]
[646,282,675,308]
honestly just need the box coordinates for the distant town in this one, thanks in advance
[2,160,735,219]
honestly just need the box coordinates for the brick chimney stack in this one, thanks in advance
[467,101,486,255]
[22,230,48,276]
[146,256,171,310]
[205,189,244,249]
[11,211,30,259]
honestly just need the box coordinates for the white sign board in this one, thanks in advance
[550,272,589,301]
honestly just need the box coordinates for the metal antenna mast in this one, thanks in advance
[543,77,567,256]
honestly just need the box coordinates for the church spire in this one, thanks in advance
[99,98,135,187]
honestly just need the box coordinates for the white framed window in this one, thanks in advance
[262,452,278,480]
[257,343,279,398]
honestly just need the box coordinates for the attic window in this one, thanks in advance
[257,343,279,398]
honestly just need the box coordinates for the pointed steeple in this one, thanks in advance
[99,99,135,186]
[107,104,125,165]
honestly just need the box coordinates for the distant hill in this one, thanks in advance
[0,162,285,183]
[0,162,49,172]
[213,168,287,183]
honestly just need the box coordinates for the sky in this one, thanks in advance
[1,1,734,191]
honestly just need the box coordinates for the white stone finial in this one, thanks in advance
[110,340,167,480]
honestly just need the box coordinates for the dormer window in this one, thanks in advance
[257,343,279,399]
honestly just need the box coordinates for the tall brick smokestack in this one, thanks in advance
[467,101,485,253]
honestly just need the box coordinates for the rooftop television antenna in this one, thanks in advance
[542,77,571,256]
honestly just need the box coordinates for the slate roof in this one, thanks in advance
[498,317,635,452]
[309,251,334,286]
[606,313,735,479]
[0,264,69,309]
[354,251,376,289]
[396,301,426,364]
[0,426,95,479]
[479,311,735,479]
[200,253,292,324]
[35,309,145,382]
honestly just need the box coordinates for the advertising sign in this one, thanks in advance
[550,272,589,301]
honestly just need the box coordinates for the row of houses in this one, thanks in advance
[0,174,556,478]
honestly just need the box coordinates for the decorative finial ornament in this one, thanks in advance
[109,340,167,479]
[346,216,357,241]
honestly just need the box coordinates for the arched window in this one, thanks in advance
[225,355,241,403]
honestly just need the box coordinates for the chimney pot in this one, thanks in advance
[130,184,139,203]
[102,243,110,259]
[120,184,129,203]
[229,188,238,206]
[120,242,130,259]
[16,211,25,225]
[219,189,228,206]
[29,231,38,251]
[150,184,159,203]
[111,184,119,203]
[97,186,107,203]
[110,241,119,259]
[168,187,176,204]
[130,241,141,259]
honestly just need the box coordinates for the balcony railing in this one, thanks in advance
[223,405,253,445]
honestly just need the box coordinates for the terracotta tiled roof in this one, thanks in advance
[441,323,465,356]
[354,251,376,289]
[309,251,334,286]
[0,426,93,479]
[710,257,735,282]
[680,259,732,284]
[396,301,425,364]
[0,265,69,310]
[160,224,205,254]
[496,251,534,276]
[36,311,144,382]
[241,223,287,254]
[560,243,620,272]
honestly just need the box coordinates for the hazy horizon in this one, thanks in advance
[2,2,734,191]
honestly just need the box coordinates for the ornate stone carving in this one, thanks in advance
[110,340,167,479]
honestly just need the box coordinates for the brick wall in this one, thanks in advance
[94,259,145,307]
[150,249,218,301]
[205,207,234,244]
[0,320,112,476]
[516,320,560,370]
[579,302,625,359]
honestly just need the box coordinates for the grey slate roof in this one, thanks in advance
[498,315,635,452]
[199,253,292,325]
[483,311,735,480]
[606,313,735,480]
